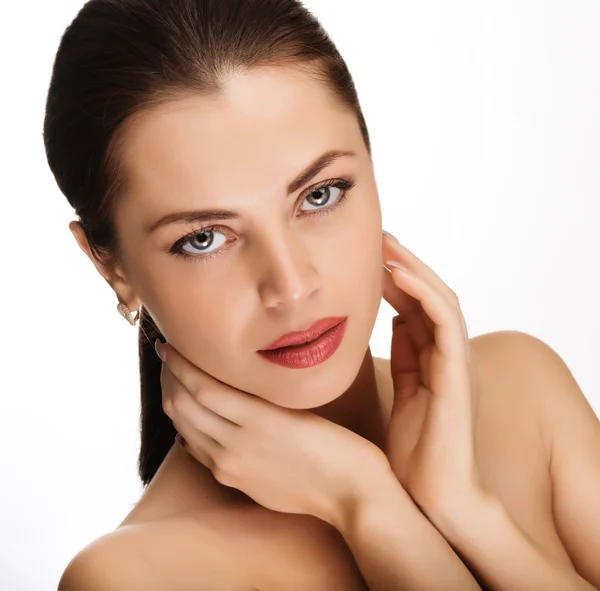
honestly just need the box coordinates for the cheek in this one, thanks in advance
[334,233,383,314]
[158,277,250,346]
[342,214,383,269]
[141,277,216,344]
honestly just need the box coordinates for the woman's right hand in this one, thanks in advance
[155,339,391,526]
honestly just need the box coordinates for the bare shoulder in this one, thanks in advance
[57,516,253,590]
[57,527,152,591]
[468,330,600,584]
[59,509,368,591]
[468,328,596,430]
[467,329,577,456]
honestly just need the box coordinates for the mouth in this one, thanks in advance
[259,317,347,351]
[274,324,339,349]
[257,317,348,369]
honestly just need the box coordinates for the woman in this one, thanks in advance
[46,0,600,589]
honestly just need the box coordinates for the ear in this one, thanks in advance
[69,220,142,312]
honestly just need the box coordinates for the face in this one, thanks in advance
[101,65,383,409]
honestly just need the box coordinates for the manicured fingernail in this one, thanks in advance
[382,229,400,243]
[154,338,166,361]
[385,260,409,272]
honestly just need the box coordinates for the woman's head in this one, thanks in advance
[44,0,382,486]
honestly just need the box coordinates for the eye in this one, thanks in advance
[170,177,356,262]
[299,183,344,213]
[177,228,227,258]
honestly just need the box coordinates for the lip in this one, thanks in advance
[259,317,348,351]
[257,317,348,369]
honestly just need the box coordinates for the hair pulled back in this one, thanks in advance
[43,0,371,486]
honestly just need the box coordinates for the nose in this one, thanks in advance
[255,231,321,310]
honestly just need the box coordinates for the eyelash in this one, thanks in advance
[168,176,357,264]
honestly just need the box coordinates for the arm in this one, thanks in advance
[428,489,597,591]
[330,466,482,591]
[540,335,600,587]
[423,332,600,591]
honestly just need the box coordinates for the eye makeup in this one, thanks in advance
[168,176,356,264]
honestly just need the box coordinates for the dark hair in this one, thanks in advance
[43,0,372,487]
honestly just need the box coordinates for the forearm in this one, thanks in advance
[429,491,598,591]
[331,468,482,591]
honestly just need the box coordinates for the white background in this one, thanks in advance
[1,1,598,589]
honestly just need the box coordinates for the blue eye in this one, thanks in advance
[169,176,356,263]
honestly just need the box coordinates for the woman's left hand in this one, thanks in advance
[381,231,484,517]
[156,340,390,525]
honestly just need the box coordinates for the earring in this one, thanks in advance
[116,301,140,326]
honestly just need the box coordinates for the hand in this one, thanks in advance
[156,340,390,525]
[381,231,484,516]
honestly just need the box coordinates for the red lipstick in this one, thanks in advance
[257,317,348,369]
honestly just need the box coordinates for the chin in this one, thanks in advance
[275,386,346,411]
[260,331,370,410]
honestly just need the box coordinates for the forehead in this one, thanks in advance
[118,66,361,201]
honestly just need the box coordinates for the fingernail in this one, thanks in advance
[154,338,166,361]
[382,229,400,243]
[385,260,409,272]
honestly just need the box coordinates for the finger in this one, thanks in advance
[382,265,432,352]
[386,265,465,361]
[381,262,419,317]
[157,341,256,425]
[175,425,222,471]
[174,427,219,472]
[388,316,419,375]
[161,364,240,445]
[382,233,459,308]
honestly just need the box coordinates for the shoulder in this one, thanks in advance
[468,329,585,443]
[57,517,251,590]
[469,328,564,364]
[379,329,582,435]
[463,330,569,497]
[57,526,153,590]
[468,329,564,400]
[469,330,600,585]
[468,328,592,419]
[468,328,557,368]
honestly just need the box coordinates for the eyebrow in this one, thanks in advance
[146,149,356,233]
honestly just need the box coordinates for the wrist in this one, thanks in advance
[329,459,410,532]
[425,485,501,539]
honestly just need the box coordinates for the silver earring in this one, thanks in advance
[116,301,140,326]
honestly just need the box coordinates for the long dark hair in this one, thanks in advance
[43,0,372,487]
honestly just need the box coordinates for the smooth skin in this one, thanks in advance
[58,65,600,590]
[156,234,600,590]
[59,236,600,590]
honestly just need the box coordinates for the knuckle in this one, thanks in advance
[171,394,186,414]
[218,453,236,475]
[213,460,234,486]
[162,397,173,417]
[194,387,211,406]
[447,292,460,309]
[205,454,217,473]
